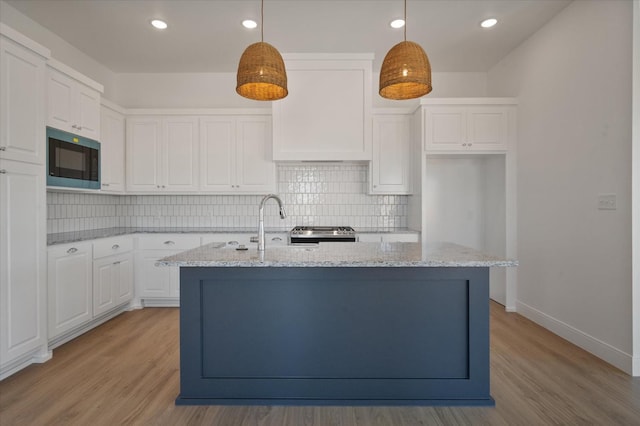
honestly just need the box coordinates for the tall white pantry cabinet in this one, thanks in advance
[0,24,51,379]
[410,98,518,311]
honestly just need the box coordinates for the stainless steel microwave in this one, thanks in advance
[47,127,100,189]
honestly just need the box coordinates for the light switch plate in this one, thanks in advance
[597,193,617,210]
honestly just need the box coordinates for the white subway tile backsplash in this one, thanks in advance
[47,164,408,232]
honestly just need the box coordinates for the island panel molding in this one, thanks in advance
[176,266,493,406]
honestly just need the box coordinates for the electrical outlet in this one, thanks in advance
[597,193,617,210]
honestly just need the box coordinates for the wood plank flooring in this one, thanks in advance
[1,302,639,425]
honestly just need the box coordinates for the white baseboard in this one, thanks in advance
[516,300,633,375]
[0,347,51,381]
[48,304,130,350]
[142,298,179,307]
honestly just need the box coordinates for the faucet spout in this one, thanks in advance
[256,194,286,251]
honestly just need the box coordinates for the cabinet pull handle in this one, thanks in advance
[103,183,110,187]
[164,240,175,245]
[228,240,239,246]
[67,247,78,254]
[0,146,6,151]
[0,170,6,174]
[271,237,282,242]
[113,261,121,265]
[112,244,120,250]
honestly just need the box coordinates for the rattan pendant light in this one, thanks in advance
[236,0,288,101]
[379,0,432,100]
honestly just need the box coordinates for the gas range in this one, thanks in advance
[289,226,357,243]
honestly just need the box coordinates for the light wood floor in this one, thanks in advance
[1,302,639,425]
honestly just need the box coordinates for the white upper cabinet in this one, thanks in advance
[200,115,275,193]
[47,59,103,141]
[370,113,411,194]
[163,117,200,191]
[423,100,510,152]
[272,54,373,161]
[100,104,125,193]
[126,116,199,193]
[0,25,49,165]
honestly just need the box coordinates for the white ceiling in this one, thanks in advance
[5,0,572,74]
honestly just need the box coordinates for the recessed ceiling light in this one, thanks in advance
[242,20,258,29]
[480,18,498,29]
[390,19,405,29]
[150,19,168,30]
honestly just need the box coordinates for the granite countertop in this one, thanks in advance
[156,241,518,268]
[46,227,419,246]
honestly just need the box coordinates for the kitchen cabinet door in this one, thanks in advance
[235,116,275,193]
[136,235,201,304]
[127,116,199,193]
[126,117,162,192]
[47,65,101,141]
[200,115,275,194]
[0,159,48,373]
[200,116,235,191]
[47,242,93,339]
[424,105,508,152]
[371,114,411,194]
[0,31,48,165]
[93,252,133,316]
[100,106,125,193]
[163,117,199,192]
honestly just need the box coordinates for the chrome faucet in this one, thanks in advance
[251,194,286,251]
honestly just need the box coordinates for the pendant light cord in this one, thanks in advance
[261,0,264,42]
[404,0,407,41]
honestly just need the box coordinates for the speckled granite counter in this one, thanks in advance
[46,227,419,246]
[158,241,517,268]
[174,240,514,406]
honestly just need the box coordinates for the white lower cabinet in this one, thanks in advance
[47,236,134,347]
[92,237,133,316]
[47,241,93,339]
[135,234,201,305]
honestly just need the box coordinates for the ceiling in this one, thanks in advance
[5,0,572,74]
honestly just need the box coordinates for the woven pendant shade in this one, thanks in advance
[236,41,288,101]
[379,40,432,100]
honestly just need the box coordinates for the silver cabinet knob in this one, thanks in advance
[67,247,78,254]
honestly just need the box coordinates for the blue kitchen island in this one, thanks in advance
[158,242,517,406]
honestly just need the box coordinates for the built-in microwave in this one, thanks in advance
[47,127,100,189]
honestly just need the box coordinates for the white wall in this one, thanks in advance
[488,0,634,373]
[114,71,487,109]
[0,1,117,98]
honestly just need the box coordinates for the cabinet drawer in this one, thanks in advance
[48,241,93,258]
[93,236,133,259]
[137,234,201,251]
